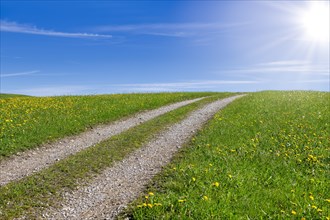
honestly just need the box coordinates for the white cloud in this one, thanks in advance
[221,60,329,75]
[93,22,246,37]
[94,23,239,32]
[5,80,256,96]
[0,70,40,78]
[10,85,92,96]
[110,80,258,92]
[0,20,112,39]
[257,60,310,66]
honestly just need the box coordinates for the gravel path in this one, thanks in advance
[42,95,245,220]
[0,97,204,186]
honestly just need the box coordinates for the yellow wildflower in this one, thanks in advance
[147,203,153,208]
[212,182,220,187]
[148,192,154,196]
[203,196,209,201]
[291,210,297,215]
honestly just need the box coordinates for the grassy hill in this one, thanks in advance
[0,93,31,99]
[0,92,219,158]
[127,91,330,219]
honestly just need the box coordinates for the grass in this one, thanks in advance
[126,91,330,219]
[0,93,31,99]
[0,93,233,219]
[0,92,216,159]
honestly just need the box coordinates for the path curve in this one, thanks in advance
[42,95,245,220]
[0,97,204,186]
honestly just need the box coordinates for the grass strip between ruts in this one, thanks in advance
[0,93,234,219]
[0,92,216,159]
[124,91,329,219]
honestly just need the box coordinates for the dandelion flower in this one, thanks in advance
[203,196,209,201]
[148,192,154,196]
[291,210,297,215]
[212,182,220,187]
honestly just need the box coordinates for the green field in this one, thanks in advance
[1,91,329,219]
[0,92,216,158]
[0,93,233,219]
[0,93,31,99]
[127,91,330,219]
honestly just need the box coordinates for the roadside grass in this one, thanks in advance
[0,92,215,159]
[126,91,330,219]
[0,93,233,219]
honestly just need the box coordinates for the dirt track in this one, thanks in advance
[41,95,245,220]
[0,97,204,186]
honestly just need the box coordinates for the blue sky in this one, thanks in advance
[0,1,329,96]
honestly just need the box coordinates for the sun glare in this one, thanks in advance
[299,1,330,43]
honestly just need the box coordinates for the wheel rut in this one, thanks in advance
[41,95,245,220]
[0,97,204,186]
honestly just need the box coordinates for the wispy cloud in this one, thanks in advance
[10,85,92,96]
[94,23,238,32]
[0,20,112,39]
[257,60,309,66]
[0,70,40,78]
[93,22,245,38]
[221,60,329,75]
[110,80,258,92]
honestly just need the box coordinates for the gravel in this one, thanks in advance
[0,97,204,186]
[41,95,245,220]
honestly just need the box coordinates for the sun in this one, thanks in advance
[298,1,330,43]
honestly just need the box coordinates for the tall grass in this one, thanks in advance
[0,92,215,158]
[127,91,330,219]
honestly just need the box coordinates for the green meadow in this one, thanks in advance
[126,91,330,219]
[1,91,329,219]
[0,92,215,158]
[0,93,233,219]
